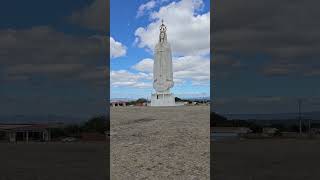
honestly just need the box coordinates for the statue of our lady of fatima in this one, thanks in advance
[153,20,174,93]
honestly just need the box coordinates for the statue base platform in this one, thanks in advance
[151,92,176,106]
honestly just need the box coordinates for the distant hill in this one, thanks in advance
[182,97,210,101]
[110,98,136,102]
[222,111,320,121]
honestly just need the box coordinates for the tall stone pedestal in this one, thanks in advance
[151,92,176,106]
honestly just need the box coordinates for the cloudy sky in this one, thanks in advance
[110,0,210,99]
[2,0,319,120]
[0,0,107,122]
[213,0,320,116]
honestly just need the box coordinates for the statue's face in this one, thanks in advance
[160,32,165,40]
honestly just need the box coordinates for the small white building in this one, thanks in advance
[0,124,52,143]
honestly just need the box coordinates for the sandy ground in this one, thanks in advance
[111,106,210,180]
[0,142,108,180]
[212,139,320,180]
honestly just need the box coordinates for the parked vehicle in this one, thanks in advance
[61,137,78,142]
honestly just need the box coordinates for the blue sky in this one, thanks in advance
[110,0,210,99]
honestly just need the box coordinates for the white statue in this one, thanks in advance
[153,20,174,93]
[151,20,177,106]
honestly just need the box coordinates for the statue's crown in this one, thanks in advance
[160,20,167,33]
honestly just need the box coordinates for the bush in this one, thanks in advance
[136,98,147,104]
[50,115,109,139]
[82,116,108,134]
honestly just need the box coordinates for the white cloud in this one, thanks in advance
[135,0,209,56]
[131,55,210,86]
[110,70,152,88]
[137,0,157,18]
[110,37,127,58]
[132,58,154,73]
[174,55,210,85]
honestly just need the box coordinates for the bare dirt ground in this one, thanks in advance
[111,106,210,180]
[0,142,108,180]
[212,139,320,180]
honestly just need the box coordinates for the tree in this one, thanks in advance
[82,116,108,134]
[135,98,147,104]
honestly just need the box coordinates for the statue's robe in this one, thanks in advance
[153,42,174,92]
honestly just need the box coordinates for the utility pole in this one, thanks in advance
[308,119,311,136]
[298,99,302,135]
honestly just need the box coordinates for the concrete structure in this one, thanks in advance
[151,92,175,106]
[0,124,52,143]
[151,20,176,106]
